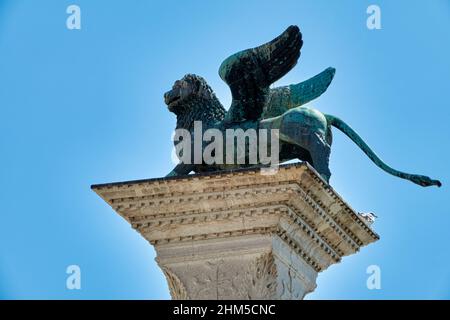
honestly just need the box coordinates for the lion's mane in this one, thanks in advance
[174,74,226,130]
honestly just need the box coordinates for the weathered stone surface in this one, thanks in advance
[92,162,379,300]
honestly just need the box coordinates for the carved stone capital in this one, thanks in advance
[92,163,378,299]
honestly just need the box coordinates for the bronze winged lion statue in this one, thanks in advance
[164,25,441,188]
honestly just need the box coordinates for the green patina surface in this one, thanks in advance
[163,26,441,188]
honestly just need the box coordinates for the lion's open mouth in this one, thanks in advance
[167,96,181,106]
[164,88,182,107]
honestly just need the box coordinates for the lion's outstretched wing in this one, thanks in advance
[262,67,336,119]
[219,25,302,123]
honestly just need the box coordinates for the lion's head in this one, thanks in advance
[164,74,215,112]
[164,74,226,128]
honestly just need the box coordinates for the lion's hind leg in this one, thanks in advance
[277,108,332,182]
[306,133,331,183]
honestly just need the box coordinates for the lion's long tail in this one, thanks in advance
[324,114,441,187]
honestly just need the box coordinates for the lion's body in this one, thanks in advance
[163,26,441,187]
[260,106,332,180]
[167,75,334,180]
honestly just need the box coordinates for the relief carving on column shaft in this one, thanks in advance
[160,252,278,300]
[241,252,278,299]
[161,266,188,300]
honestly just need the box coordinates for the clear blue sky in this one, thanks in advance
[0,0,449,299]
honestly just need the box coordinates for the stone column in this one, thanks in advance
[92,162,378,300]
